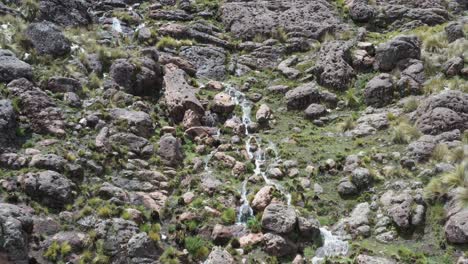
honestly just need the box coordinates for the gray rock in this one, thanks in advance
[351,167,373,189]
[127,232,162,262]
[443,56,464,77]
[44,231,89,251]
[29,154,67,172]
[205,247,235,264]
[364,73,394,107]
[158,134,183,167]
[110,108,154,138]
[163,64,204,122]
[7,78,65,136]
[95,218,139,257]
[18,170,75,209]
[220,0,342,40]
[0,49,33,82]
[38,0,93,27]
[338,179,358,196]
[375,35,421,71]
[445,209,468,244]
[445,22,465,43]
[312,41,355,91]
[46,76,82,93]
[261,203,297,234]
[397,59,425,95]
[256,104,272,125]
[297,217,321,239]
[415,90,468,135]
[0,99,17,151]
[109,57,163,96]
[304,104,327,120]
[180,45,227,80]
[108,133,152,156]
[0,203,33,264]
[263,233,297,257]
[0,153,27,169]
[356,254,397,264]
[25,21,70,57]
[349,0,376,22]
[285,83,321,110]
[211,92,235,114]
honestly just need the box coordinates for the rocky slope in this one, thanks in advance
[0,0,467,263]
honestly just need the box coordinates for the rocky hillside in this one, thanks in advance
[0,0,467,263]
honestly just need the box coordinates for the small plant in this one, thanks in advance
[272,27,288,43]
[337,117,356,132]
[21,0,39,21]
[425,163,468,207]
[44,241,71,261]
[391,121,421,144]
[156,36,193,50]
[247,216,262,233]
[184,236,211,260]
[403,98,419,113]
[221,208,236,225]
[159,247,181,264]
[140,223,161,241]
[432,144,449,162]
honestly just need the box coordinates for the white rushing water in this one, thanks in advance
[112,17,123,33]
[224,85,292,223]
[311,228,349,264]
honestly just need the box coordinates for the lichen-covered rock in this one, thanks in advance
[18,170,75,209]
[375,35,421,71]
[180,45,227,80]
[445,22,465,43]
[110,108,154,138]
[363,73,394,107]
[443,56,464,77]
[163,63,204,122]
[262,233,297,257]
[397,59,425,95]
[311,41,355,91]
[0,99,17,151]
[24,21,71,57]
[0,203,33,264]
[285,83,321,110]
[205,247,235,264]
[220,0,342,40]
[261,203,297,234]
[414,90,468,135]
[158,133,184,167]
[445,209,468,244]
[38,0,93,26]
[304,104,327,120]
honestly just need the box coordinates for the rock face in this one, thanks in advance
[363,73,394,107]
[220,0,342,40]
[375,35,421,71]
[414,90,468,135]
[158,134,184,167]
[180,45,227,80]
[109,56,163,96]
[0,49,33,82]
[261,204,297,234]
[0,99,17,151]
[163,64,204,122]
[38,0,93,27]
[0,203,33,264]
[7,78,65,136]
[18,170,75,209]
[312,41,355,91]
[24,21,71,57]
[445,209,468,244]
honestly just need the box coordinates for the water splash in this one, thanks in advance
[112,17,122,33]
[311,228,349,264]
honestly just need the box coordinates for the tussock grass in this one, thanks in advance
[425,163,468,207]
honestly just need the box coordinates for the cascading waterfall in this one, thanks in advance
[311,228,349,264]
[112,17,123,33]
[225,85,292,223]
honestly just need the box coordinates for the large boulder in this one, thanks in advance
[0,49,32,82]
[261,204,297,234]
[110,108,154,138]
[375,35,421,71]
[158,134,184,167]
[108,132,154,157]
[180,45,227,80]
[285,83,321,110]
[109,56,163,96]
[45,76,82,94]
[304,104,327,120]
[0,203,33,264]
[252,186,274,211]
[445,209,468,244]
[445,22,465,43]
[220,0,342,40]
[349,0,376,22]
[127,232,162,262]
[0,99,17,151]
[414,90,468,135]
[396,59,425,95]
[7,78,65,135]
[262,233,297,257]
[211,92,235,114]
[29,153,67,172]
[38,0,93,27]
[24,21,70,57]
[163,64,204,122]
[311,41,355,91]
[95,218,139,258]
[363,73,394,107]
[18,170,75,209]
